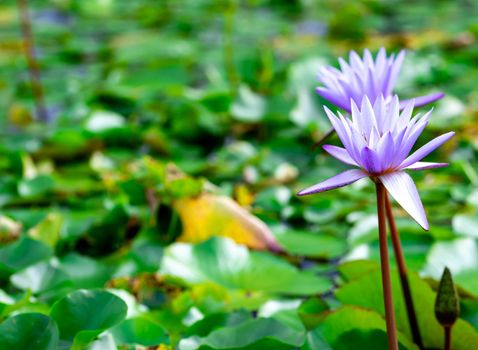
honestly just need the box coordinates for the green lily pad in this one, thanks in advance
[59,253,111,289]
[0,237,52,279]
[10,260,72,296]
[336,263,478,349]
[0,313,59,350]
[275,229,347,259]
[180,317,305,350]
[422,238,478,296]
[50,289,128,350]
[230,85,266,123]
[18,175,55,198]
[28,213,63,248]
[111,317,169,346]
[185,311,252,338]
[160,237,332,296]
[312,306,417,350]
[453,214,478,238]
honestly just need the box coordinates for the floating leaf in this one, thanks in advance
[59,253,111,289]
[161,237,331,295]
[28,213,63,248]
[179,317,304,350]
[0,313,59,350]
[85,111,125,133]
[336,263,478,349]
[275,229,347,259]
[0,237,52,279]
[50,289,127,350]
[460,299,478,331]
[452,214,478,238]
[301,329,333,350]
[422,238,478,296]
[87,333,118,350]
[230,85,266,122]
[311,306,417,350]
[184,311,252,338]
[18,175,55,198]
[111,317,169,346]
[175,194,282,251]
[10,260,71,296]
[258,299,304,332]
[298,297,329,330]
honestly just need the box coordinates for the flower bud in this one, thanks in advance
[434,267,460,327]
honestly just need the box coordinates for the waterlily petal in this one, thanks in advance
[385,50,405,95]
[361,147,381,174]
[380,171,428,230]
[400,132,455,168]
[400,92,445,109]
[323,145,358,166]
[376,132,395,170]
[316,87,350,112]
[405,162,448,171]
[297,169,367,196]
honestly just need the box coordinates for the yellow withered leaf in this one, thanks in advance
[174,193,282,252]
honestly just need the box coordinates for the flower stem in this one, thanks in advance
[385,193,424,349]
[312,127,335,150]
[376,182,399,350]
[444,325,452,350]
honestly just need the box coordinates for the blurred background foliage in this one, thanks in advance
[1,0,478,349]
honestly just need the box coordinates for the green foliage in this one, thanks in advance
[0,313,59,350]
[50,290,127,349]
[336,264,478,349]
[310,306,417,350]
[181,317,305,350]
[111,317,170,346]
[161,237,332,295]
[0,0,477,348]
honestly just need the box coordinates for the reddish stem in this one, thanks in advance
[385,193,424,349]
[312,127,335,151]
[444,325,452,350]
[376,182,399,350]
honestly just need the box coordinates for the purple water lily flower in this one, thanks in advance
[316,48,444,112]
[298,95,454,230]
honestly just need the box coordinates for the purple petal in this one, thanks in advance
[366,67,378,102]
[338,112,364,163]
[385,50,405,96]
[399,92,445,109]
[400,132,455,168]
[375,48,387,74]
[349,50,364,71]
[323,144,358,166]
[361,147,381,174]
[396,99,415,130]
[405,162,448,171]
[324,107,354,153]
[360,96,377,136]
[297,169,367,196]
[316,87,350,112]
[338,57,352,73]
[373,94,387,133]
[363,49,374,67]
[392,119,429,166]
[376,132,394,169]
[379,171,429,230]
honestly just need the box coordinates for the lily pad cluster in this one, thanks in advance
[1,0,478,349]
